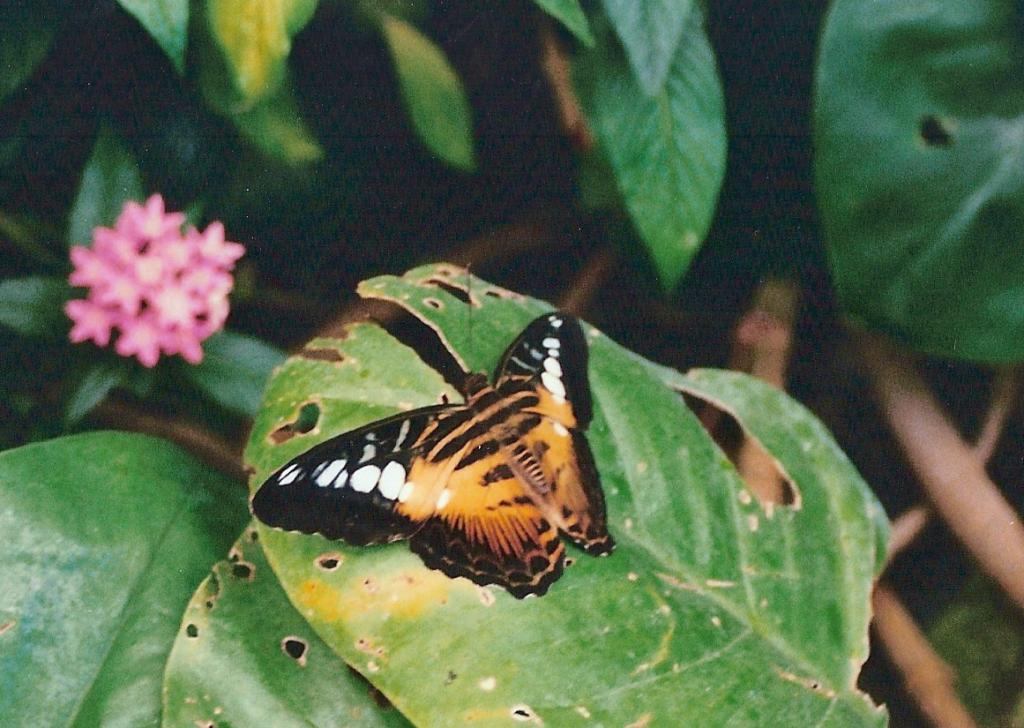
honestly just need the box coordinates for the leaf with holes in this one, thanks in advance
[0,432,246,727]
[816,0,1024,362]
[163,526,410,728]
[245,263,888,726]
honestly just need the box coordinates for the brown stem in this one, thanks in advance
[859,332,1024,611]
[538,19,594,152]
[726,279,799,504]
[973,367,1019,464]
[91,398,246,483]
[557,247,616,316]
[873,583,977,728]
[886,505,931,566]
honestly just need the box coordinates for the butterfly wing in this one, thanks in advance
[251,404,471,545]
[406,443,565,598]
[495,312,614,555]
[518,415,614,555]
[494,311,592,429]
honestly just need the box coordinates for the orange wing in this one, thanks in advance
[404,443,564,598]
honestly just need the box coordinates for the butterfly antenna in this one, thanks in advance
[467,265,473,356]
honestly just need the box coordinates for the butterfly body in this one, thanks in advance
[252,312,614,598]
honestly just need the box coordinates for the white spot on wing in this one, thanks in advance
[398,481,415,503]
[278,464,301,485]
[378,461,406,499]
[316,460,346,487]
[541,371,566,398]
[436,489,452,510]
[543,357,562,377]
[394,419,411,450]
[360,443,376,463]
[552,421,569,437]
[333,469,349,488]
[542,337,560,349]
[350,465,381,493]
[549,317,563,328]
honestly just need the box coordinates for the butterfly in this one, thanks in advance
[251,311,614,598]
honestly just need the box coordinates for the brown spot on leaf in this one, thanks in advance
[300,347,345,363]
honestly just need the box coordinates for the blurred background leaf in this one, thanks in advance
[0,432,246,727]
[379,14,476,171]
[579,7,726,289]
[0,2,64,103]
[180,330,286,417]
[532,0,594,47]
[116,0,189,75]
[816,0,1024,362]
[66,128,144,247]
[601,0,691,94]
[0,276,71,339]
[204,0,319,109]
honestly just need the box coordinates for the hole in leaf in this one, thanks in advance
[424,297,443,310]
[425,277,474,305]
[299,347,344,363]
[231,561,255,580]
[919,115,953,147]
[682,393,800,508]
[282,636,308,665]
[316,552,343,571]
[347,665,394,709]
[248,529,259,542]
[445,669,458,684]
[186,623,199,638]
[371,301,468,389]
[564,557,576,568]
[511,704,538,721]
[270,402,321,444]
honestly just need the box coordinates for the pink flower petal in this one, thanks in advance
[66,298,113,347]
[115,315,162,367]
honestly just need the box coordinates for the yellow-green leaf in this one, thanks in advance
[205,0,317,106]
[380,15,476,171]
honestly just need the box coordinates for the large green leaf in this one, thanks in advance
[0,2,62,102]
[379,15,476,171]
[580,8,726,289]
[245,264,888,726]
[67,129,144,247]
[601,0,690,94]
[163,526,411,727]
[815,0,1024,362]
[0,432,246,727]
[117,0,189,74]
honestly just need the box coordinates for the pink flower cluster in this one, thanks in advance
[66,195,245,367]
